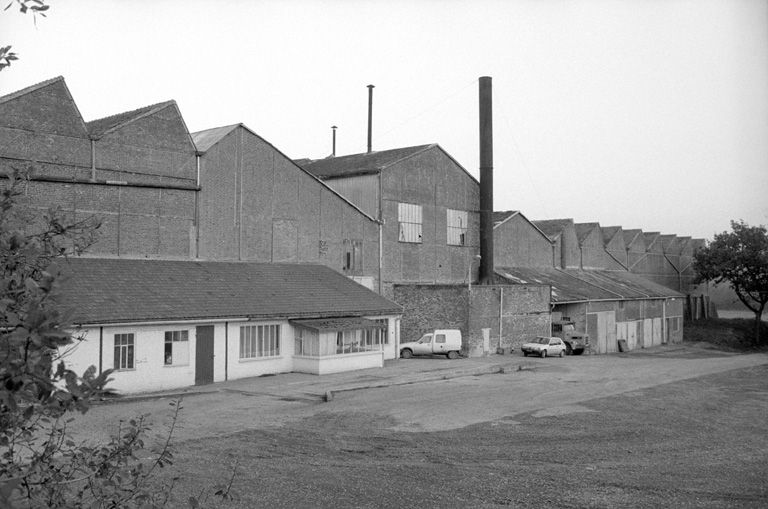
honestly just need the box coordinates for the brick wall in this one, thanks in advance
[393,283,550,356]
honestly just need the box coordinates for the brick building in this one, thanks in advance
[192,123,381,290]
[299,144,480,298]
[0,77,197,258]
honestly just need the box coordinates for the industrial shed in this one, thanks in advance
[57,258,402,394]
[495,266,684,354]
[300,144,480,297]
[192,124,381,290]
[0,77,198,258]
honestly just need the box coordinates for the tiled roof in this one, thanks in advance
[0,75,64,105]
[575,222,600,244]
[87,100,176,137]
[55,258,401,325]
[495,266,682,303]
[299,144,435,178]
[532,219,574,240]
[191,124,240,153]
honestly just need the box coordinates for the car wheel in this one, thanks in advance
[447,350,459,360]
[558,349,565,357]
[574,349,584,356]
[540,349,547,358]
[565,343,573,355]
[523,351,528,357]
[401,349,413,359]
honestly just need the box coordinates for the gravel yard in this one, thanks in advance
[127,351,768,508]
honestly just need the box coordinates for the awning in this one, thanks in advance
[290,317,386,332]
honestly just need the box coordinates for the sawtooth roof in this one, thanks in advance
[55,258,401,325]
[602,226,623,245]
[87,100,176,137]
[495,266,682,303]
[299,144,465,179]
[493,210,519,226]
[575,222,600,244]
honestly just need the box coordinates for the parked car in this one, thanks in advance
[521,336,566,358]
[400,329,462,359]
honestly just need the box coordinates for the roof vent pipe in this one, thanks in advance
[367,84,375,153]
[478,76,494,284]
[331,125,337,157]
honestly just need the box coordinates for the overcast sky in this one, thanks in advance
[1,0,766,240]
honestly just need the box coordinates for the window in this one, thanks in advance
[373,318,389,344]
[398,203,422,243]
[164,330,189,366]
[447,209,468,246]
[240,324,281,359]
[342,239,363,275]
[114,333,135,370]
[435,334,446,344]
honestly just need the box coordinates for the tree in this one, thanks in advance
[0,169,186,507]
[693,220,768,344]
[1,0,49,71]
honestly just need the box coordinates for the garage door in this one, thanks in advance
[587,311,617,354]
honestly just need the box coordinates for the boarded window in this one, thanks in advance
[342,239,363,275]
[447,209,468,246]
[398,203,422,243]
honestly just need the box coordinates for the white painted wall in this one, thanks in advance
[61,314,401,395]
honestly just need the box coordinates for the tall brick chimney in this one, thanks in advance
[478,76,494,284]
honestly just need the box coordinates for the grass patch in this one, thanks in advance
[685,317,768,352]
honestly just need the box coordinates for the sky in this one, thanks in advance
[1,0,766,240]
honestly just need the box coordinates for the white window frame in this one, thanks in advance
[164,330,189,366]
[240,324,281,359]
[114,333,135,371]
[447,209,468,246]
[398,203,423,243]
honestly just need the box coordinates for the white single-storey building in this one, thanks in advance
[55,258,402,394]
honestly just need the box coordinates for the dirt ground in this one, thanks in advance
[76,345,766,508]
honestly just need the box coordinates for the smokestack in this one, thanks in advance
[367,84,374,153]
[331,125,337,157]
[478,76,494,284]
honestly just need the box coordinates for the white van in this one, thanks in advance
[399,329,462,359]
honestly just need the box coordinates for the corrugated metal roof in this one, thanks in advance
[54,258,402,325]
[495,266,682,303]
[87,101,176,137]
[299,144,435,178]
[191,124,240,153]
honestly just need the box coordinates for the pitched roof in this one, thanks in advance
[299,144,436,178]
[575,222,600,244]
[0,75,64,105]
[601,226,623,245]
[495,266,682,303]
[623,229,644,247]
[532,219,574,240]
[55,258,401,325]
[191,124,240,153]
[493,210,518,226]
[87,100,176,137]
